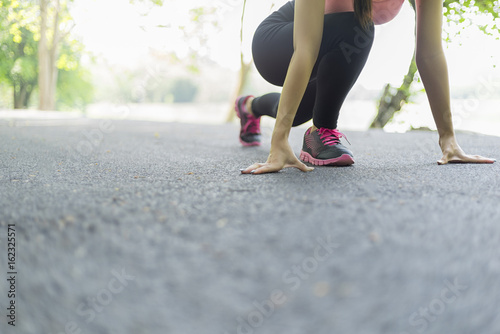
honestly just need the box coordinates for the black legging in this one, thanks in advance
[251,1,374,129]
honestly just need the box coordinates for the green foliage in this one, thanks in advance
[56,39,94,110]
[372,0,500,128]
[444,0,500,19]
[129,0,163,6]
[442,0,500,41]
[56,66,93,110]
[0,8,38,109]
[166,4,226,74]
[0,0,94,110]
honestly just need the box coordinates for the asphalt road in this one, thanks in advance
[1,118,499,334]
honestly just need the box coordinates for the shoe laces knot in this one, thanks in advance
[243,115,261,134]
[318,128,350,146]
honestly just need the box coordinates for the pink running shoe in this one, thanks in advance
[235,95,261,146]
[300,127,354,166]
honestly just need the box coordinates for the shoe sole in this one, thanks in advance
[235,96,261,147]
[239,139,260,147]
[299,151,354,166]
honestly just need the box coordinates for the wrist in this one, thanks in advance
[438,132,456,145]
[271,124,291,143]
[438,130,455,140]
[438,134,459,153]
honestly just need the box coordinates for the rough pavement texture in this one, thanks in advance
[0,118,499,334]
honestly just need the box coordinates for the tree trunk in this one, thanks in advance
[225,1,280,123]
[24,85,33,107]
[226,58,253,122]
[14,83,29,109]
[225,0,251,123]
[13,85,22,109]
[38,0,49,110]
[38,0,60,111]
[48,0,61,109]
[12,41,31,109]
[370,52,417,128]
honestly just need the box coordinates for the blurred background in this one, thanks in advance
[0,0,499,136]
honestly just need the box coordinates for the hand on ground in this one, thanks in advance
[438,136,496,165]
[241,141,314,174]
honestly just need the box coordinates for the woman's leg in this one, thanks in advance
[312,14,374,129]
[249,1,318,125]
[235,1,309,146]
[251,6,373,129]
[251,82,316,127]
[298,14,374,165]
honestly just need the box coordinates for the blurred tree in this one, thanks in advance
[0,27,38,108]
[149,1,280,117]
[170,78,198,103]
[55,39,94,110]
[370,0,417,128]
[0,0,39,108]
[226,1,283,122]
[371,0,500,129]
[131,1,280,111]
[0,0,93,110]
[225,0,253,122]
[38,0,77,110]
[129,0,163,6]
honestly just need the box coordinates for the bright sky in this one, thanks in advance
[71,0,499,90]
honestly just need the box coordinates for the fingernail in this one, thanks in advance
[251,170,256,174]
[239,169,245,171]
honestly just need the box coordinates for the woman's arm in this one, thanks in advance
[242,0,325,174]
[414,0,453,139]
[414,0,495,164]
[273,0,325,140]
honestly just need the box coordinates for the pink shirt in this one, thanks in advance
[325,0,405,25]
